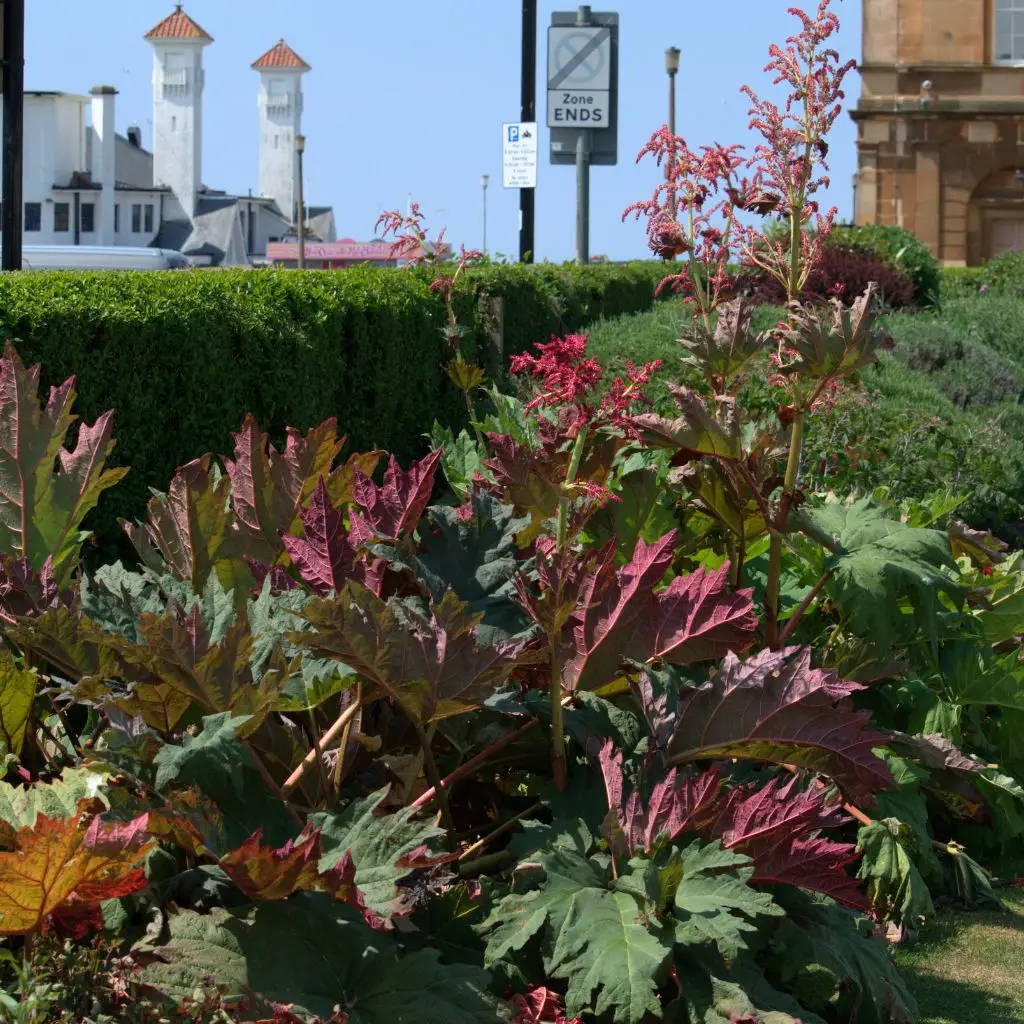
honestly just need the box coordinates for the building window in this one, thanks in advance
[80,202,95,234]
[144,204,154,233]
[995,0,1024,63]
[54,202,70,232]
[131,203,141,233]
[114,204,120,233]
[24,203,40,232]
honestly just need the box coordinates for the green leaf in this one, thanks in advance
[153,712,293,850]
[0,649,36,756]
[312,786,445,917]
[429,424,490,499]
[855,818,935,927]
[939,645,1024,713]
[480,846,670,1024]
[134,894,509,1023]
[415,490,531,644]
[585,467,680,564]
[247,581,353,712]
[806,498,962,655]
[633,385,743,461]
[0,767,108,832]
[669,841,783,957]
[553,886,671,1024]
[768,888,917,1024]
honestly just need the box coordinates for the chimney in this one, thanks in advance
[90,86,118,245]
[127,124,142,148]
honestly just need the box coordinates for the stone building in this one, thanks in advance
[854,0,1024,264]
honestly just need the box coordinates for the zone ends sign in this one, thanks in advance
[547,23,614,131]
[550,90,607,126]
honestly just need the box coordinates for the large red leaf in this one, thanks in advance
[0,805,153,937]
[598,742,865,908]
[294,583,533,724]
[640,647,894,804]
[225,416,384,560]
[0,344,128,584]
[484,427,621,545]
[218,826,325,901]
[0,554,72,626]
[349,449,442,544]
[564,532,758,692]
[279,478,364,596]
[124,455,250,598]
[708,776,867,910]
[225,415,346,556]
[598,743,721,857]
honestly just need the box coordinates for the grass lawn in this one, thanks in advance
[893,890,1024,1024]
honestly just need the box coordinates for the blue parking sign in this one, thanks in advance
[508,125,520,143]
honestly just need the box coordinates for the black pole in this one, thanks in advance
[2,0,25,272]
[519,0,536,264]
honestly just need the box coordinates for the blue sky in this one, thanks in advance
[25,1,863,262]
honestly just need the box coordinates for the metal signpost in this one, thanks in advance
[548,7,618,264]
[1,0,26,272]
[519,0,537,263]
[502,122,538,190]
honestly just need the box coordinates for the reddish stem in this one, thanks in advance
[410,716,542,812]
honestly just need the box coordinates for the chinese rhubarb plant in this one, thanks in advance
[2,3,1024,1023]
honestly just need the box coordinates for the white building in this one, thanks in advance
[3,5,335,266]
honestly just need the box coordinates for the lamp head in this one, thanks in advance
[295,134,306,154]
[665,47,681,75]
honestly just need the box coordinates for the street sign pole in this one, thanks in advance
[574,6,592,265]
[1,0,26,272]
[548,7,617,266]
[520,0,537,263]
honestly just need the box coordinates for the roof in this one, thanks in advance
[251,39,311,71]
[144,5,213,42]
[151,196,242,266]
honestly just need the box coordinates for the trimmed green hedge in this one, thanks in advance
[0,261,671,555]
[939,266,986,300]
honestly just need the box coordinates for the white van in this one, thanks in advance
[18,246,190,271]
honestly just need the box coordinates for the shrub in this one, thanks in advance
[980,248,1024,295]
[939,265,986,300]
[827,222,941,305]
[740,245,916,308]
[0,262,669,555]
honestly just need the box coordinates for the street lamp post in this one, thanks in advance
[480,173,490,256]
[295,134,307,270]
[664,47,681,261]
[665,47,680,136]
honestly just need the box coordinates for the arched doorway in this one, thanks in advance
[969,167,1024,262]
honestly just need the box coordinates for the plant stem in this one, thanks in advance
[306,707,331,803]
[778,570,833,646]
[457,801,543,862]
[410,716,542,812]
[282,696,362,798]
[332,682,362,795]
[556,427,589,550]
[458,850,516,878]
[765,411,806,649]
[548,633,567,793]
[548,426,589,791]
[412,718,454,831]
